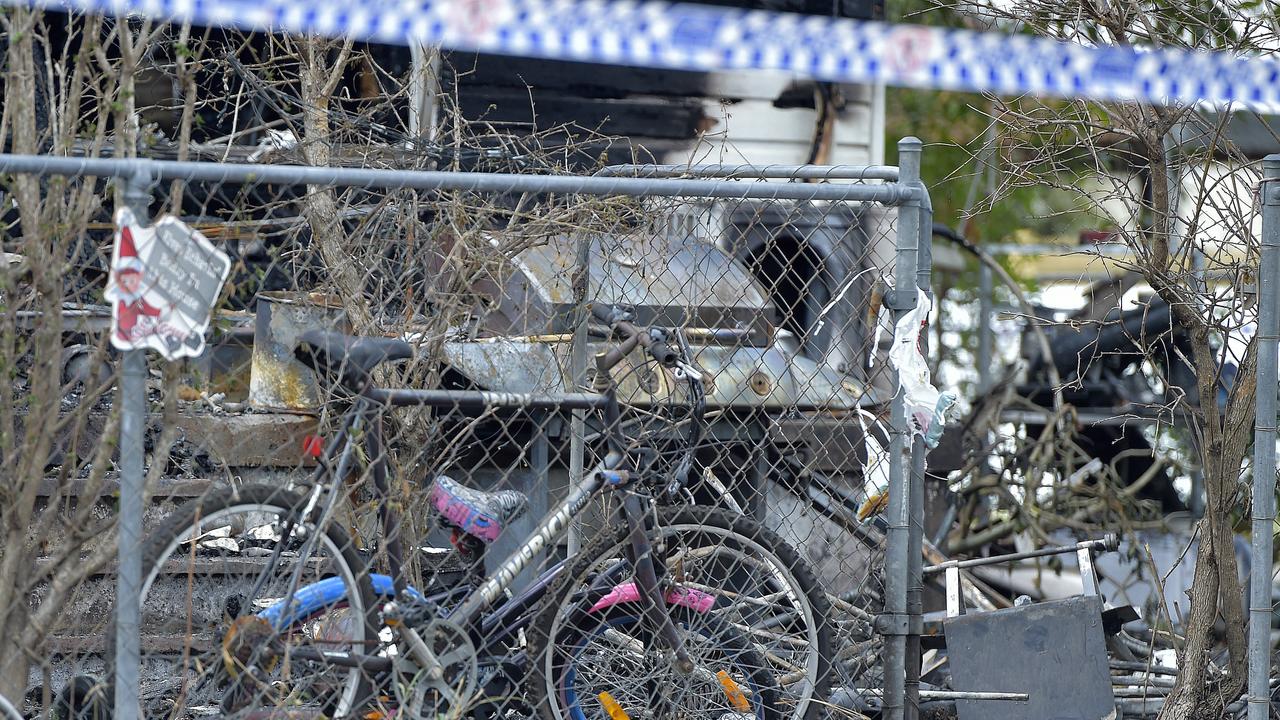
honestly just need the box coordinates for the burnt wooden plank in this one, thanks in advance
[449,53,711,98]
[35,476,215,500]
[455,88,710,140]
[36,555,333,577]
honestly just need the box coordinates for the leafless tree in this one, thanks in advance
[0,8,185,701]
[934,1,1278,716]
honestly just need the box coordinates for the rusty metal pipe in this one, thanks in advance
[595,331,642,373]
[923,535,1119,574]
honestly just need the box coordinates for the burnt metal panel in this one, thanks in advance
[481,231,774,340]
[249,292,349,413]
[722,201,872,377]
[439,223,867,409]
[945,595,1115,720]
[171,411,320,468]
[449,54,712,97]
[439,339,861,410]
[452,86,711,140]
[768,414,869,473]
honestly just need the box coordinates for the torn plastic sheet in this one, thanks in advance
[887,288,957,448]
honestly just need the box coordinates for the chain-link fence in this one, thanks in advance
[0,148,933,719]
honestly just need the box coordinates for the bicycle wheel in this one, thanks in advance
[0,692,23,720]
[528,504,830,720]
[532,600,778,720]
[652,505,833,718]
[123,483,378,718]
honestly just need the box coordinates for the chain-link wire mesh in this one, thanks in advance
[0,151,932,719]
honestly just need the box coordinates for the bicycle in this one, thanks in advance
[87,307,832,719]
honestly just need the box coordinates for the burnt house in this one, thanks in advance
[6,0,893,382]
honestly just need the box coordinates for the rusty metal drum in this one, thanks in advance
[249,291,349,413]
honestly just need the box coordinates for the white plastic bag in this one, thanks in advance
[887,288,957,448]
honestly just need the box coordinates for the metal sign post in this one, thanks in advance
[113,167,153,720]
[109,164,229,720]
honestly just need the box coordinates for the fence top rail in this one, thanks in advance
[596,163,901,182]
[0,154,920,204]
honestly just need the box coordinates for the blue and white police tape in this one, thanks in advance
[14,0,1280,111]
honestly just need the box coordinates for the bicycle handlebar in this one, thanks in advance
[589,302,707,500]
[640,332,679,367]
[591,303,679,368]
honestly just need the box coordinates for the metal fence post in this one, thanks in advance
[114,164,153,720]
[1248,154,1280,720]
[881,136,922,720]
[904,150,933,720]
[567,231,592,555]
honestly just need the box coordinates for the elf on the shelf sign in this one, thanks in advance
[105,208,232,360]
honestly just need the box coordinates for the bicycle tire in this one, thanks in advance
[653,505,835,718]
[526,504,833,720]
[534,601,779,720]
[108,483,379,718]
[0,692,23,720]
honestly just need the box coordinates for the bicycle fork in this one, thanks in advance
[620,491,695,674]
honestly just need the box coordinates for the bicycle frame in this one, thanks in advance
[257,364,702,679]
[359,386,621,624]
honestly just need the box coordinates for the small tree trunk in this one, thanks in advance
[297,37,375,333]
[0,6,46,700]
[1153,239,1250,720]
